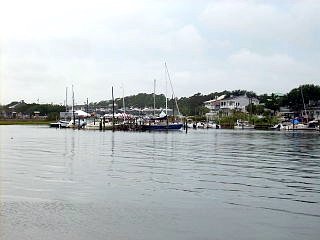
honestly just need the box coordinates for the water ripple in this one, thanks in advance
[1,126,320,240]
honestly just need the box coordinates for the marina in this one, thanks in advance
[1,2,320,239]
[48,115,320,132]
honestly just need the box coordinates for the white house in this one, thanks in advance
[204,95,226,112]
[205,95,259,119]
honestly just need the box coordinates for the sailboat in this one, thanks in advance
[142,63,183,131]
[50,87,70,128]
[142,111,183,130]
[67,85,87,128]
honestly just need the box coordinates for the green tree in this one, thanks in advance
[246,104,265,115]
[284,84,320,111]
[264,93,282,115]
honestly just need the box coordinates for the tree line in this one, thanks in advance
[2,84,319,118]
[1,102,65,120]
[94,84,319,116]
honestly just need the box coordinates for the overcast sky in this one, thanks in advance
[0,0,319,105]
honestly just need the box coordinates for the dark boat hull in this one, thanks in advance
[49,120,69,128]
[142,123,183,131]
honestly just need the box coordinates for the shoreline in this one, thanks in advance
[0,120,51,125]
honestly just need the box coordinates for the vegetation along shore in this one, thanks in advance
[1,84,319,130]
[0,120,52,125]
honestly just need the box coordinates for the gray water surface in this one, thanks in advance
[1,125,320,240]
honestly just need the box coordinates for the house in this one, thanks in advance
[6,100,26,118]
[204,95,225,120]
[300,107,320,121]
[220,95,259,116]
[204,95,226,112]
[278,107,294,120]
[205,95,259,119]
[7,100,25,110]
[33,111,40,119]
[302,100,320,120]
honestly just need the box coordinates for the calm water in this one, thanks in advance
[0,125,320,240]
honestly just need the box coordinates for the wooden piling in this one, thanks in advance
[185,119,188,134]
[112,86,115,132]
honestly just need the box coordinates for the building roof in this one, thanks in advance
[204,95,226,104]
[221,95,259,102]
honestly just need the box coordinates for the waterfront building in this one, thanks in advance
[205,95,259,120]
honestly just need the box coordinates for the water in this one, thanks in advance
[1,125,320,240]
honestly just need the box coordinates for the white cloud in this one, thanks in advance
[0,0,319,104]
[200,0,320,48]
[173,25,207,54]
[201,1,277,32]
[212,48,317,94]
[0,0,145,41]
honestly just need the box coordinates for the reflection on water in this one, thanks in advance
[1,126,320,240]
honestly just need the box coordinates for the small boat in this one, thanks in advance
[196,122,207,129]
[85,120,101,130]
[187,123,195,128]
[196,122,220,129]
[271,120,316,131]
[186,119,195,129]
[234,120,254,129]
[286,123,308,130]
[307,120,319,130]
[207,122,220,129]
[85,117,114,130]
[271,123,285,130]
[49,120,69,128]
[67,119,87,129]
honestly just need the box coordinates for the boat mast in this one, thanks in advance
[112,86,115,131]
[86,98,89,114]
[172,94,175,117]
[153,79,156,116]
[165,62,180,116]
[72,85,75,125]
[65,87,68,112]
[300,86,308,122]
[122,85,126,121]
[165,66,168,115]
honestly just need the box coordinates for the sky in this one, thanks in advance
[0,0,319,105]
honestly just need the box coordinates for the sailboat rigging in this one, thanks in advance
[301,86,308,122]
[165,62,181,116]
[142,63,183,131]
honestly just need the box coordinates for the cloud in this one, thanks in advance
[203,48,318,94]
[0,0,319,104]
[200,0,320,49]
[166,47,319,98]
[0,0,145,41]
[201,1,277,32]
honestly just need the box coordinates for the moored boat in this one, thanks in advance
[142,122,183,131]
[142,113,183,131]
[142,63,183,131]
[234,120,254,129]
[85,120,101,130]
[49,120,69,128]
[67,119,87,128]
[272,120,318,131]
